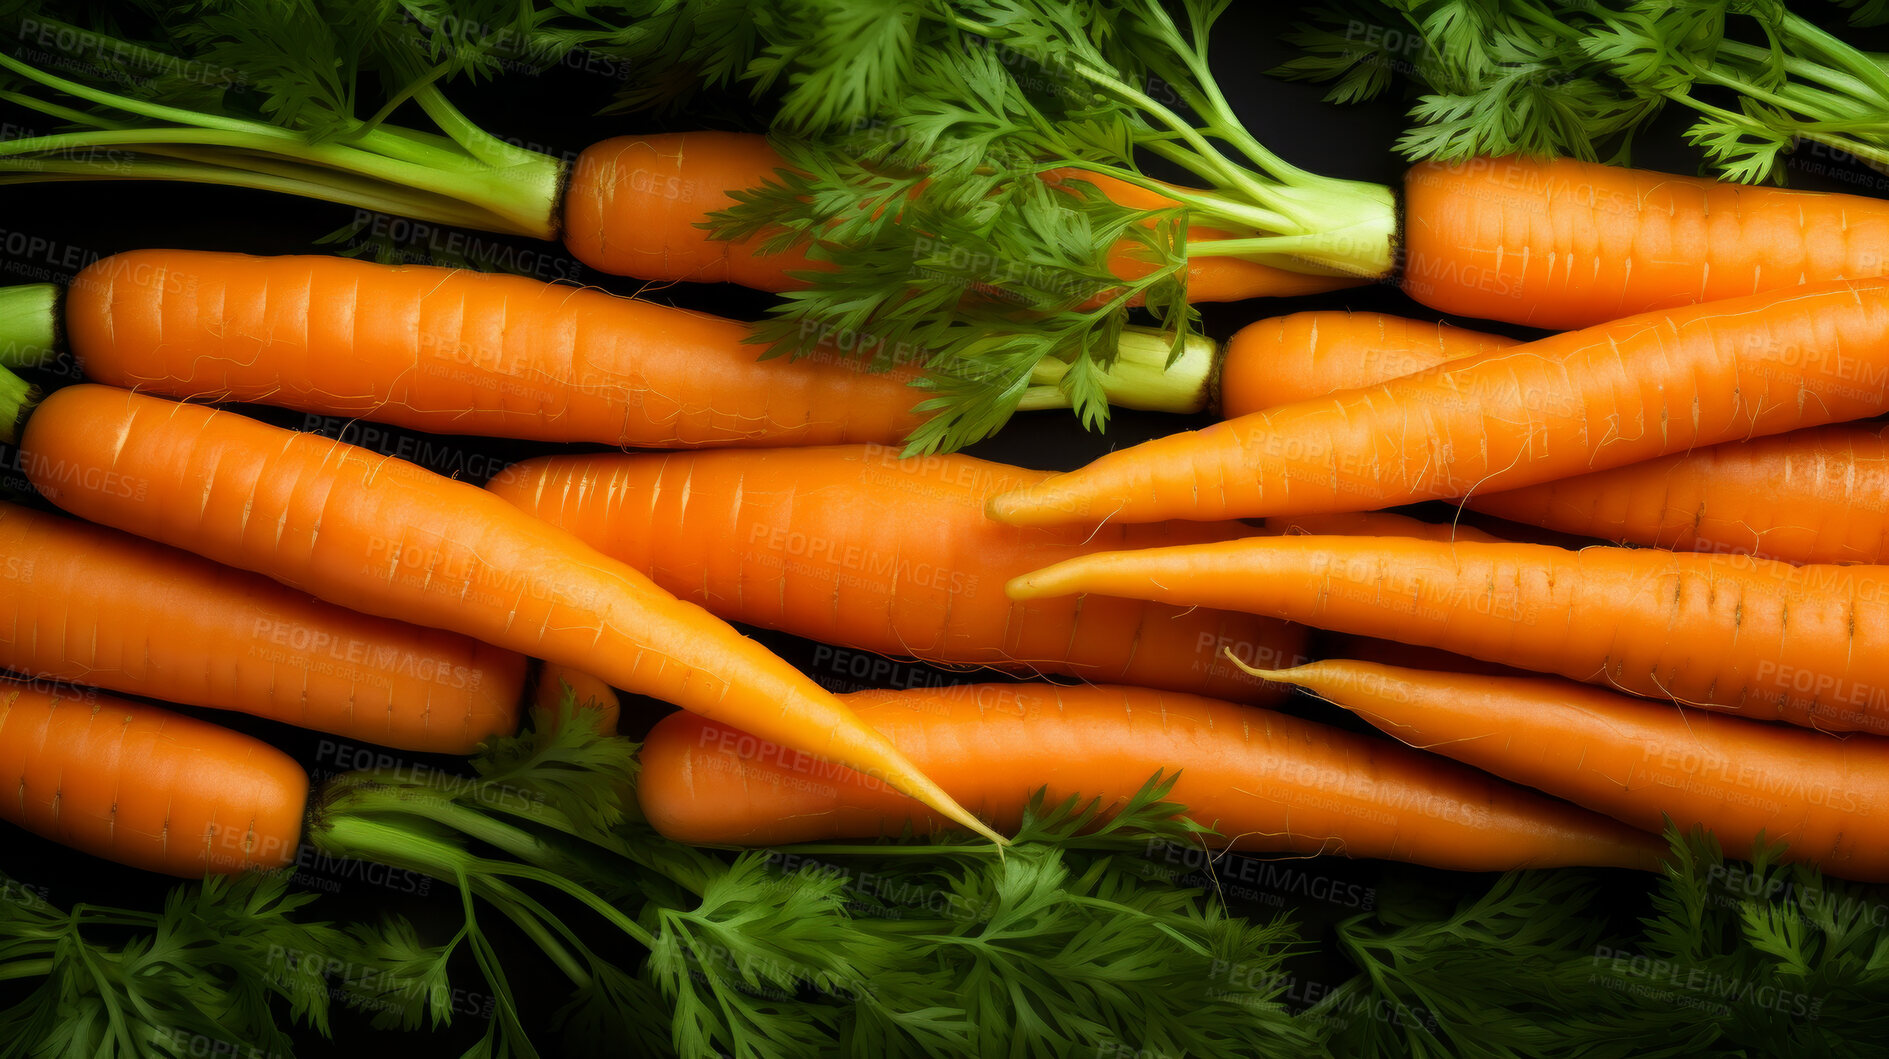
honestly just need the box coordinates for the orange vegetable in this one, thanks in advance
[17,384,1001,846]
[1263,510,1504,543]
[1255,659,1889,882]
[0,679,306,877]
[0,501,524,752]
[1219,311,1518,418]
[486,445,1305,701]
[533,662,621,737]
[987,279,1889,527]
[1468,423,1889,565]
[637,682,1666,872]
[1007,534,1889,734]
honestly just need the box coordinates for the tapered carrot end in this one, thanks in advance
[1002,559,1089,600]
[985,480,1094,527]
[1224,652,1307,683]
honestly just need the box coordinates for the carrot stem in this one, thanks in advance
[0,367,38,445]
[0,285,57,370]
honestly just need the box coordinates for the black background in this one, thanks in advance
[3,4,1888,1055]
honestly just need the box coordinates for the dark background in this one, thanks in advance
[2,4,1887,1055]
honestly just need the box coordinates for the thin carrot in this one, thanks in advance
[1402,156,1889,329]
[1263,510,1504,543]
[987,279,1889,527]
[0,679,306,877]
[636,682,1666,872]
[1219,311,1519,418]
[1467,422,1889,565]
[1248,658,1889,882]
[17,384,1003,846]
[485,445,1306,701]
[1006,534,1889,735]
[0,501,525,752]
[562,133,1365,302]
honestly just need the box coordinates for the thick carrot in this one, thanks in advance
[1467,423,1889,565]
[561,132,1365,302]
[1006,534,1889,735]
[1263,510,1504,544]
[1252,659,1889,881]
[64,249,930,448]
[1219,311,1519,418]
[485,445,1305,701]
[987,279,1889,527]
[0,679,306,877]
[0,501,525,752]
[1402,156,1889,330]
[636,682,1666,872]
[17,384,1002,846]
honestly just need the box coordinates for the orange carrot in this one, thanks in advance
[636,682,1666,872]
[0,500,525,752]
[1263,510,1504,543]
[65,249,930,449]
[1467,423,1889,565]
[1252,659,1889,882]
[533,662,621,737]
[562,133,1365,303]
[1402,156,1889,329]
[485,445,1305,702]
[17,384,1002,846]
[987,279,1889,527]
[1006,534,1889,735]
[0,679,306,876]
[1219,311,1519,418]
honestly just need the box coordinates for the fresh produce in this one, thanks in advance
[1007,534,1889,733]
[1248,658,1889,881]
[1264,510,1505,543]
[0,679,305,877]
[1469,423,1889,565]
[14,383,1001,845]
[640,681,1668,871]
[486,444,1303,701]
[0,500,525,752]
[1220,310,1519,417]
[987,279,1889,526]
[26,249,1216,448]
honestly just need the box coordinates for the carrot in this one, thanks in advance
[1006,534,1889,734]
[1263,510,1504,543]
[17,384,1003,846]
[1467,423,1889,566]
[1249,659,1889,882]
[563,133,1365,302]
[533,662,620,737]
[1402,156,1889,329]
[485,445,1305,702]
[0,501,525,752]
[1219,311,1519,418]
[44,248,1221,447]
[0,678,306,877]
[987,279,1889,527]
[636,682,1667,872]
[1310,633,1530,680]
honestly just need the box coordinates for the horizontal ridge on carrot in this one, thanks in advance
[1252,659,1889,882]
[0,679,307,877]
[16,383,1003,846]
[637,682,1666,873]
[1219,311,1519,418]
[1468,423,1889,565]
[485,445,1304,701]
[0,501,525,752]
[988,279,1889,527]
[1006,534,1889,734]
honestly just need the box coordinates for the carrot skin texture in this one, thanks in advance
[0,681,307,877]
[1007,534,1889,734]
[638,682,1667,872]
[1402,156,1889,329]
[67,249,928,448]
[1469,423,1889,565]
[1219,311,1518,418]
[561,132,1366,303]
[533,662,620,737]
[1264,510,1504,543]
[19,385,996,843]
[1266,660,1889,881]
[987,279,1889,526]
[485,446,1306,701]
[0,502,524,752]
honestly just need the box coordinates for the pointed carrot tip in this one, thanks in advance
[1225,650,1307,683]
[985,483,1088,527]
